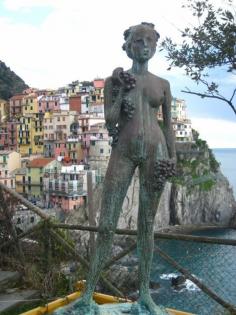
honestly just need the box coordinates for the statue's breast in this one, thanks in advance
[143,76,165,107]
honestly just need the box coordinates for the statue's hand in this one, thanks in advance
[112,67,124,85]
[112,68,136,92]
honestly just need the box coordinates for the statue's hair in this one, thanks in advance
[122,22,160,51]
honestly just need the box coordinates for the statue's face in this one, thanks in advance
[127,26,157,63]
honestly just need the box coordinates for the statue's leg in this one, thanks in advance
[131,159,168,315]
[80,149,136,302]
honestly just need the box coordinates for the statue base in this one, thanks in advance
[53,302,170,315]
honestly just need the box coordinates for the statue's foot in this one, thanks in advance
[52,298,100,315]
[131,295,169,315]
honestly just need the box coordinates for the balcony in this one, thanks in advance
[24,181,43,186]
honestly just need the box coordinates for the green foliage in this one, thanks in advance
[195,138,207,149]
[0,61,28,100]
[209,148,220,172]
[199,179,215,191]
[161,0,236,114]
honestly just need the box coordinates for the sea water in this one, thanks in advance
[150,149,236,314]
[213,148,236,198]
[151,229,236,314]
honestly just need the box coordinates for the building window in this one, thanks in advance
[5,170,8,176]
[30,216,35,223]
[100,148,104,154]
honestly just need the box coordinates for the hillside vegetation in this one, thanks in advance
[0,61,28,100]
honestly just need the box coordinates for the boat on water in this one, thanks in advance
[20,281,195,315]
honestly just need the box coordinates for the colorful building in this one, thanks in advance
[38,95,60,113]
[17,114,44,156]
[9,94,24,119]
[0,99,8,123]
[7,120,19,151]
[0,123,8,150]
[69,95,82,113]
[43,111,80,157]
[25,158,56,199]
[66,136,84,164]
[172,120,193,142]
[43,164,92,212]
[14,167,27,195]
[0,151,21,189]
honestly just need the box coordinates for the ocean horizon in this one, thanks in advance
[213,148,236,199]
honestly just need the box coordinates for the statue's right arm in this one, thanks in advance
[104,76,123,127]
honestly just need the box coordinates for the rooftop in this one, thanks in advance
[28,158,55,168]
[93,79,104,89]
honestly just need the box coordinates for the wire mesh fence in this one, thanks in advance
[151,233,236,315]
[1,182,236,314]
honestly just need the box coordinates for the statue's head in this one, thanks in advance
[122,22,160,63]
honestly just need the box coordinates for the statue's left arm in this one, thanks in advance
[162,80,176,160]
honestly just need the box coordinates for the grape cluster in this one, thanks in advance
[107,125,119,147]
[122,98,135,121]
[153,159,176,190]
[119,71,136,92]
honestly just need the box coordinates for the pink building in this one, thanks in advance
[43,164,90,212]
[54,141,68,158]
[38,95,60,113]
[9,94,24,119]
[0,123,8,150]
[80,122,109,162]
[7,121,19,151]
[49,195,84,213]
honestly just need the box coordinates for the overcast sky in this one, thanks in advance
[0,0,235,148]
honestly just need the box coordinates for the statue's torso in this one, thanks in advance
[116,72,169,161]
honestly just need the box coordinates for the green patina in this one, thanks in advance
[53,22,175,315]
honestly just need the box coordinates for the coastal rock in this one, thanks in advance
[170,171,236,226]
[118,170,172,230]
[171,275,186,287]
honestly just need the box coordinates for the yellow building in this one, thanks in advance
[15,167,27,195]
[0,99,8,123]
[0,151,21,189]
[18,94,44,156]
[22,94,38,115]
[26,157,55,198]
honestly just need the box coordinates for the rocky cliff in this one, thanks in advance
[69,138,236,232]
[118,140,236,230]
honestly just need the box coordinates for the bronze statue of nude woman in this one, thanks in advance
[55,22,176,315]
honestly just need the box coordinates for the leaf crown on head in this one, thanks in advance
[122,22,160,51]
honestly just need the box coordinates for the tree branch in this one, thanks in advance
[181,89,236,115]
[230,88,236,103]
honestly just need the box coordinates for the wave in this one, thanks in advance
[160,273,178,280]
[160,273,201,292]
